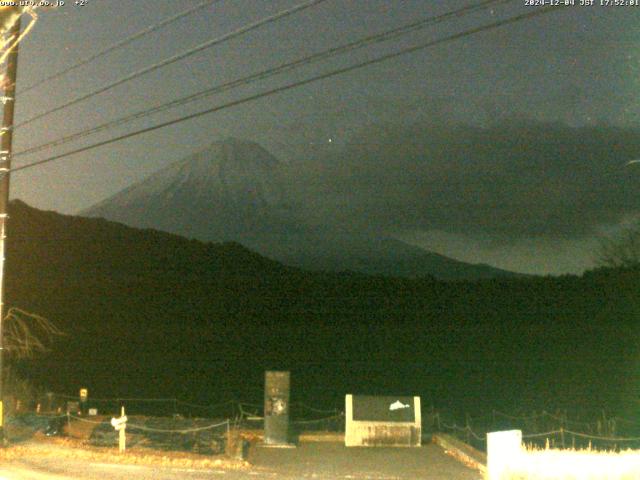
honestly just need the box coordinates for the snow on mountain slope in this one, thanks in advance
[83,137,521,280]
[84,138,294,240]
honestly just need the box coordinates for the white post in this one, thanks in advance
[487,430,522,480]
[119,406,126,453]
[344,394,354,446]
[413,396,422,447]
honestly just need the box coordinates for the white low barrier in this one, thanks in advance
[487,429,640,480]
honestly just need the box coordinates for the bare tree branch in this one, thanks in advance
[596,222,640,269]
[3,307,64,358]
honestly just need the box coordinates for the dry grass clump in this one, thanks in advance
[0,435,249,470]
[500,444,640,480]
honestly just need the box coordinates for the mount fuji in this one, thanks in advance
[84,137,298,241]
[83,138,519,280]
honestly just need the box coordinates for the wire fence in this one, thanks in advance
[65,414,230,453]
[434,409,640,453]
[39,393,238,418]
[5,395,347,457]
[12,392,640,454]
[7,392,345,449]
[235,400,345,432]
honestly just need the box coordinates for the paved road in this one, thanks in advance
[248,442,483,479]
[1,442,482,480]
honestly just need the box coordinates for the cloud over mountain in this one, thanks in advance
[288,120,640,240]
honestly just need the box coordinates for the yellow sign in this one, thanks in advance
[80,388,88,400]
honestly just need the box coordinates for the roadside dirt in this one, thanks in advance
[0,434,248,470]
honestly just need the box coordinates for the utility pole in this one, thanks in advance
[0,11,22,445]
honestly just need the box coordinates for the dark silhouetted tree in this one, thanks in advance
[3,308,63,413]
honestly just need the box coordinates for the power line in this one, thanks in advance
[20,0,223,95]
[15,0,512,158]
[9,5,566,177]
[15,0,329,128]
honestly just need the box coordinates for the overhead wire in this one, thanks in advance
[14,0,513,158]
[8,5,566,176]
[19,0,223,95]
[15,0,329,128]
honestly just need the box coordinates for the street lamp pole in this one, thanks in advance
[0,12,22,444]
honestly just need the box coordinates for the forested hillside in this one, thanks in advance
[5,200,638,419]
